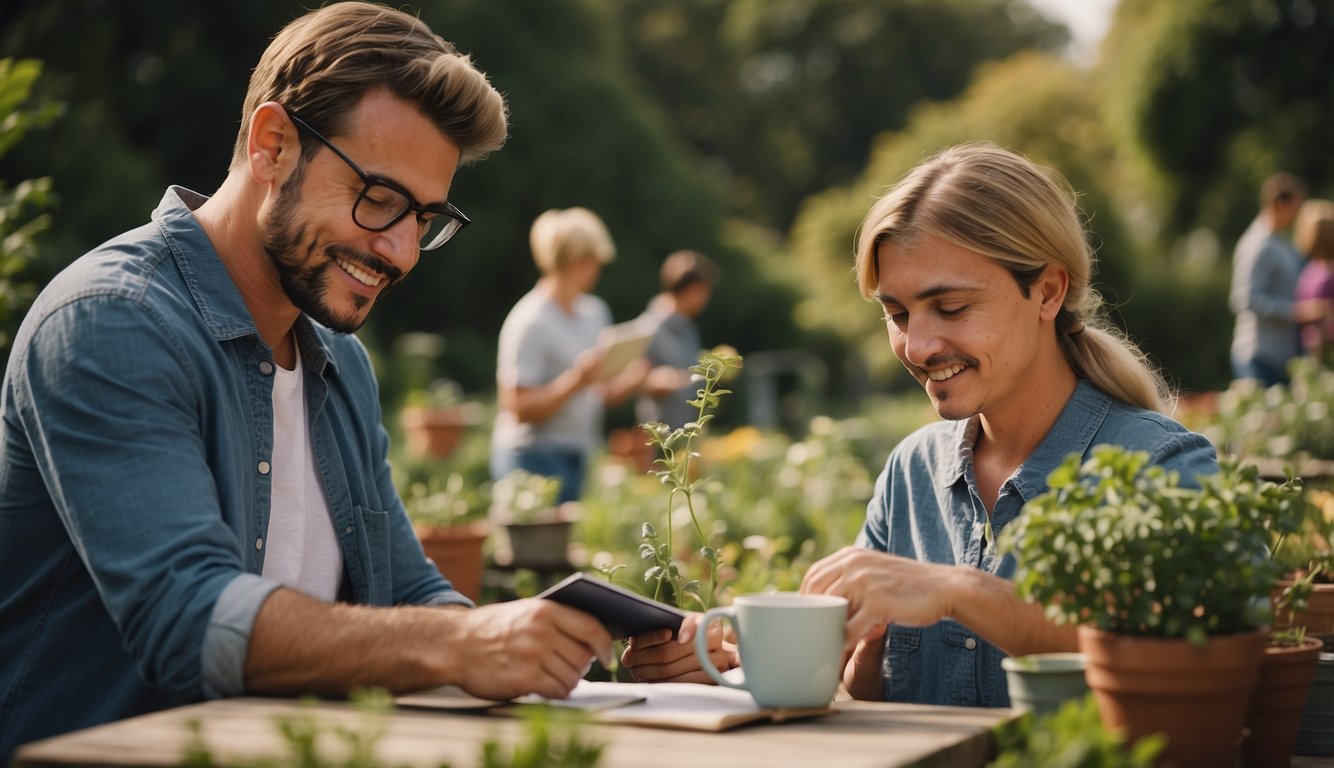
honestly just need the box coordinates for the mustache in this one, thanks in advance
[326,243,404,285]
[910,354,978,374]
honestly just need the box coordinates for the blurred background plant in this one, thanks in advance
[0,57,62,366]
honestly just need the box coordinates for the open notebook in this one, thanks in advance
[396,679,837,733]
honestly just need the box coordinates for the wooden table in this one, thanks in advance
[15,696,1012,768]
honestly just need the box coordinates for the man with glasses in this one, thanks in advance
[0,3,616,757]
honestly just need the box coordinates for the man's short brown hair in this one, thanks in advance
[231,2,507,168]
[659,250,718,294]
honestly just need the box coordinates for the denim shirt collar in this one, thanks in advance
[938,379,1114,502]
[153,186,333,375]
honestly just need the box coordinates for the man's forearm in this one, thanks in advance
[946,568,1078,657]
[244,588,464,695]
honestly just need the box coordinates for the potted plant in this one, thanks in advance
[1243,548,1327,768]
[1001,448,1297,768]
[999,652,1088,716]
[402,473,489,602]
[490,469,571,568]
[399,378,482,460]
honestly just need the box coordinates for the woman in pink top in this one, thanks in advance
[1295,199,1334,361]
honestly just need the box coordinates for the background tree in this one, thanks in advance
[0,58,62,365]
[614,0,1067,228]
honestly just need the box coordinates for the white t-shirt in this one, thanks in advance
[491,288,611,453]
[261,348,342,601]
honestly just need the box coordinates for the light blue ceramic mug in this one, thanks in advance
[693,593,848,709]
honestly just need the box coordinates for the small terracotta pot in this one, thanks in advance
[1241,637,1323,768]
[1078,626,1267,768]
[1274,580,1334,636]
[415,522,489,601]
[401,405,476,459]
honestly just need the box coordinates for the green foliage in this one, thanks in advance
[1001,446,1303,644]
[0,57,62,363]
[1103,0,1334,239]
[489,469,564,525]
[639,348,743,609]
[1205,357,1334,462]
[580,389,921,603]
[988,694,1165,768]
[182,690,604,768]
[401,473,488,528]
[614,0,1066,228]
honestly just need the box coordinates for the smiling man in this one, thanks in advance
[0,4,614,759]
[795,143,1220,707]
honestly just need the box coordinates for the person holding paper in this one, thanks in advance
[491,207,648,503]
[635,250,719,429]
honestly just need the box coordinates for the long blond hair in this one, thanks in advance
[854,142,1170,413]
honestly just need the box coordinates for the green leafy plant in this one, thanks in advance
[490,469,564,525]
[1204,357,1334,462]
[402,473,488,529]
[988,694,1165,768]
[1000,446,1303,645]
[639,347,742,610]
[1,57,63,362]
[182,690,604,768]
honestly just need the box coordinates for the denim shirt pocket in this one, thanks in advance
[884,626,923,703]
[346,505,392,606]
[938,621,983,707]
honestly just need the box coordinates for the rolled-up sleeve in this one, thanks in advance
[201,574,283,698]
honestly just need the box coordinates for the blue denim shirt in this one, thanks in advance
[0,187,469,758]
[857,380,1218,708]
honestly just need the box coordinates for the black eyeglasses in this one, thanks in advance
[286,111,470,251]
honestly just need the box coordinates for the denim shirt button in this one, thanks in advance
[344,526,353,535]
[255,537,263,551]
[257,460,271,475]
[259,361,274,375]
[964,637,977,650]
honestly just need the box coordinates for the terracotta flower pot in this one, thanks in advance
[1078,626,1267,768]
[415,522,488,601]
[1241,637,1323,768]
[1274,580,1334,636]
[400,405,477,459]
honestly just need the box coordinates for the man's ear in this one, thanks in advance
[1037,265,1070,323]
[247,102,300,185]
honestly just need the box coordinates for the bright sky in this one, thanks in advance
[1026,0,1120,64]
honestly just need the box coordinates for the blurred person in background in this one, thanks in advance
[1229,172,1327,386]
[635,249,719,429]
[0,4,617,759]
[491,207,647,504]
[1294,198,1334,362]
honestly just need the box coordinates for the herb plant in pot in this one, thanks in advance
[1001,447,1290,768]
[400,379,482,460]
[489,469,571,568]
[403,473,489,602]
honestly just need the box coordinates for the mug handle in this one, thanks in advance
[694,606,746,691]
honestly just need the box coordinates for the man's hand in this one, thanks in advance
[622,613,736,684]
[448,599,614,700]
[800,546,957,652]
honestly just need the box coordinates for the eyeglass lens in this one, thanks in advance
[354,183,461,251]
